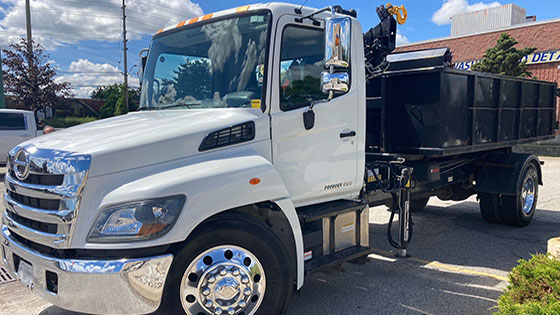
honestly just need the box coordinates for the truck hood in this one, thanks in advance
[25,109,269,177]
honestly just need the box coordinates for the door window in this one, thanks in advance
[0,113,26,130]
[279,25,326,111]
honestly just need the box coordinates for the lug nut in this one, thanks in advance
[208,275,216,283]
[215,307,223,315]
[220,268,227,276]
[244,288,252,296]
[239,300,246,308]
[202,287,210,296]
[232,268,240,276]
[205,300,213,308]
[228,307,235,314]
[241,276,249,284]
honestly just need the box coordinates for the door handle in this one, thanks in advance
[340,130,356,138]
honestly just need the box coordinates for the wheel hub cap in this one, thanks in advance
[180,245,266,315]
[521,177,535,214]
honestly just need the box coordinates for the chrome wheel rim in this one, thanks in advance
[521,177,535,214]
[180,245,266,315]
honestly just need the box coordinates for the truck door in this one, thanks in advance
[269,17,363,206]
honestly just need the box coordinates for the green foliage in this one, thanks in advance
[471,33,536,77]
[495,254,560,314]
[44,116,97,128]
[91,83,139,118]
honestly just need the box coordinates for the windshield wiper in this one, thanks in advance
[159,101,201,110]
[137,106,155,111]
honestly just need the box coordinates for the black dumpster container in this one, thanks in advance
[366,53,557,157]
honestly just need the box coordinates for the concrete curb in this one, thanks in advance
[548,237,560,258]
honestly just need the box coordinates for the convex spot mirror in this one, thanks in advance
[321,72,349,94]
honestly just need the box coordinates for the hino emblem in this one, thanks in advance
[13,149,30,181]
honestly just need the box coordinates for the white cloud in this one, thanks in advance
[432,0,501,25]
[0,0,203,48]
[55,58,139,98]
[396,31,409,46]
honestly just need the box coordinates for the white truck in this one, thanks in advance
[0,109,41,165]
[1,3,557,315]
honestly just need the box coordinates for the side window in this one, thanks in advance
[279,25,326,111]
[0,113,26,130]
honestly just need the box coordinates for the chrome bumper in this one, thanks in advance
[1,225,173,314]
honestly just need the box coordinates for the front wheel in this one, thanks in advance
[158,216,293,315]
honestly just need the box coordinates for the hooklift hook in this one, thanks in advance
[386,3,407,25]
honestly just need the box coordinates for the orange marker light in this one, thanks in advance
[249,178,261,185]
[201,13,213,21]
[236,5,250,12]
[156,28,164,34]
[176,20,186,28]
[188,17,198,24]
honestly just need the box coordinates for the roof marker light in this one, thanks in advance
[201,13,213,21]
[176,20,186,28]
[236,5,250,12]
[188,17,198,24]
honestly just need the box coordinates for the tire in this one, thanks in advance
[158,215,293,315]
[500,163,539,227]
[479,193,502,224]
[410,197,430,212]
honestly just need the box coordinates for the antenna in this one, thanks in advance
[295,0,309,14]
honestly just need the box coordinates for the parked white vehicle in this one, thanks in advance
[0,109,40,165]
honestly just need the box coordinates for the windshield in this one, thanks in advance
[139,13,270,110]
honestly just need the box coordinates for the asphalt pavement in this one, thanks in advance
[1,157,559,315]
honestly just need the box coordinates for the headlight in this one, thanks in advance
[88,195,186,243]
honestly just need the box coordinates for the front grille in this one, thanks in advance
[8,191,60,210]
[9,170,64,185]
[7,210,58,234]
[3,147,91,250]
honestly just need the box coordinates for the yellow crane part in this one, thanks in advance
[386,3,407,25]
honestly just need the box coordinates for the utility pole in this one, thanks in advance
[122,0,129,110]
[25,0,33,55]
[0,52,5,109]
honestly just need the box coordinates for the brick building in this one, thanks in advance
[395,17,560,127]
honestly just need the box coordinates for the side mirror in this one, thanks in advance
[138,48,149,85]
[324,17,351,69]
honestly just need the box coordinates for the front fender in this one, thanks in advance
[79,153,305,287]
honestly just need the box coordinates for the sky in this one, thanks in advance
[0,0,558,98]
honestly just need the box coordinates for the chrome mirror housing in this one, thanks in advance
[321,72,349,94]
[138,48,149,85]
[324,17,351,69]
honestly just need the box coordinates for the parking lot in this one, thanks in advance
[1,157,559,314]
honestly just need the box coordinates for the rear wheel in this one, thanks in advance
[410,197,430,212]
[501,163,538,227]
[158,217,293,314]
[479,193,502,224]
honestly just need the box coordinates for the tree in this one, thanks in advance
[91,83,139,118]
[471,33,536,77]
[1,38,71,116]
[173,58,212,100]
